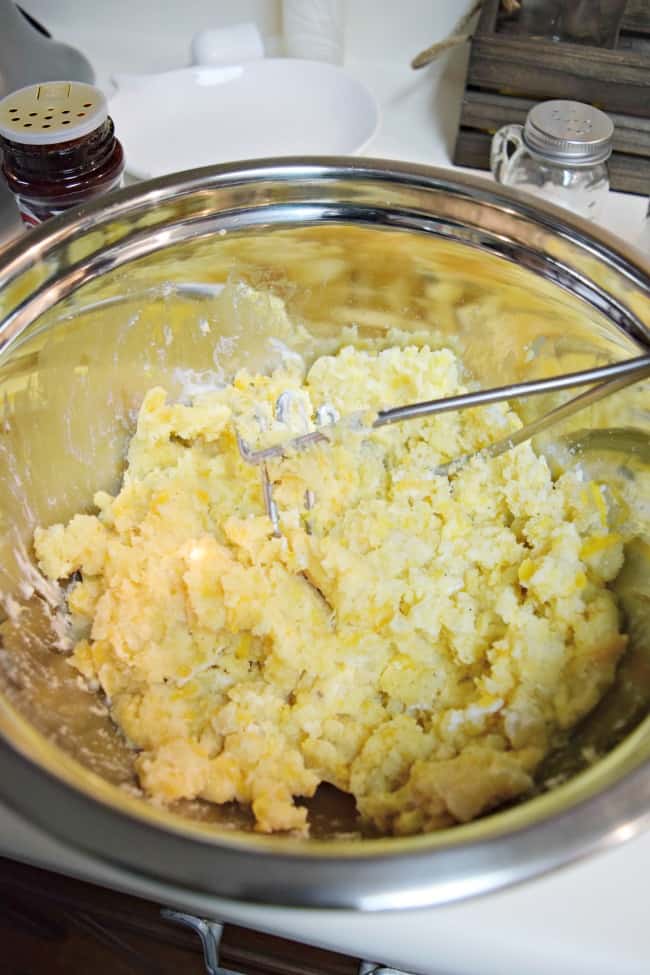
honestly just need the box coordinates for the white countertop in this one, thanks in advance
[2,2,649,973]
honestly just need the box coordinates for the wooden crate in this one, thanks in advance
[453,0,650,194]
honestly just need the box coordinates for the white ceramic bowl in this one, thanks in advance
[110,61,379,179]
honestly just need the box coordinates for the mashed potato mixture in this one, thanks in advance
[34,295,629,836]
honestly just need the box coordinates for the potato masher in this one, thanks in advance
[236,353,650,534]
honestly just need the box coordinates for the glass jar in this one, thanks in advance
[490,100,613,221]
[0,81,124,227]
[511,0,628,48]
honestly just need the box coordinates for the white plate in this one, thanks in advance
[110,60,379,180]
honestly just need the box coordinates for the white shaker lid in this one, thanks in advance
[523,100,614,167]
[0,81,108,145]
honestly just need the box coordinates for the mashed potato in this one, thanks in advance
[34,310,630,836]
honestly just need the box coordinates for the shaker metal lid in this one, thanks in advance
[523,100,614,167]
[0,81,108,145]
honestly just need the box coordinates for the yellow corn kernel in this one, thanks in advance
[477,693,497,709]
[392,652,415,671]
[151,491,169,509]
[572,571,587,592]
[235,634,252,660]
[368,604,393,627]
[90,641,112,667]
[580,534,621,560]
[393,479,428,492]
[590,482,608,526]
[518,558,535,583]
[69,640,96,681]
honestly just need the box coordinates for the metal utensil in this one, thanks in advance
[237,354,650,530]
[437,356,650,474]
[237,354,650,466]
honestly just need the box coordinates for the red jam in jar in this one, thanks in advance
[0,81,124,227]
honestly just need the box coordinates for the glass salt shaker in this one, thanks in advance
[490,100,614,221]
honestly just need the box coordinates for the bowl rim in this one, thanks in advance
[0,156,649,910]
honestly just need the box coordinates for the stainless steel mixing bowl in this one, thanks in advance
[0,158,648,910]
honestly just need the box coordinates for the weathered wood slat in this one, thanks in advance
[453,0,650,195]
[459,90,650,155]
[467,35,650,118]
[623,0,650,35]
[454,128,650,195]
[477,0,501,35]
[617,34,650,53]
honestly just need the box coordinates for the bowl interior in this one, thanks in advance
[0,170,649,863]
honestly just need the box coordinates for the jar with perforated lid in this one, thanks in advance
[490,100,614,222]
[0,81,124,227]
